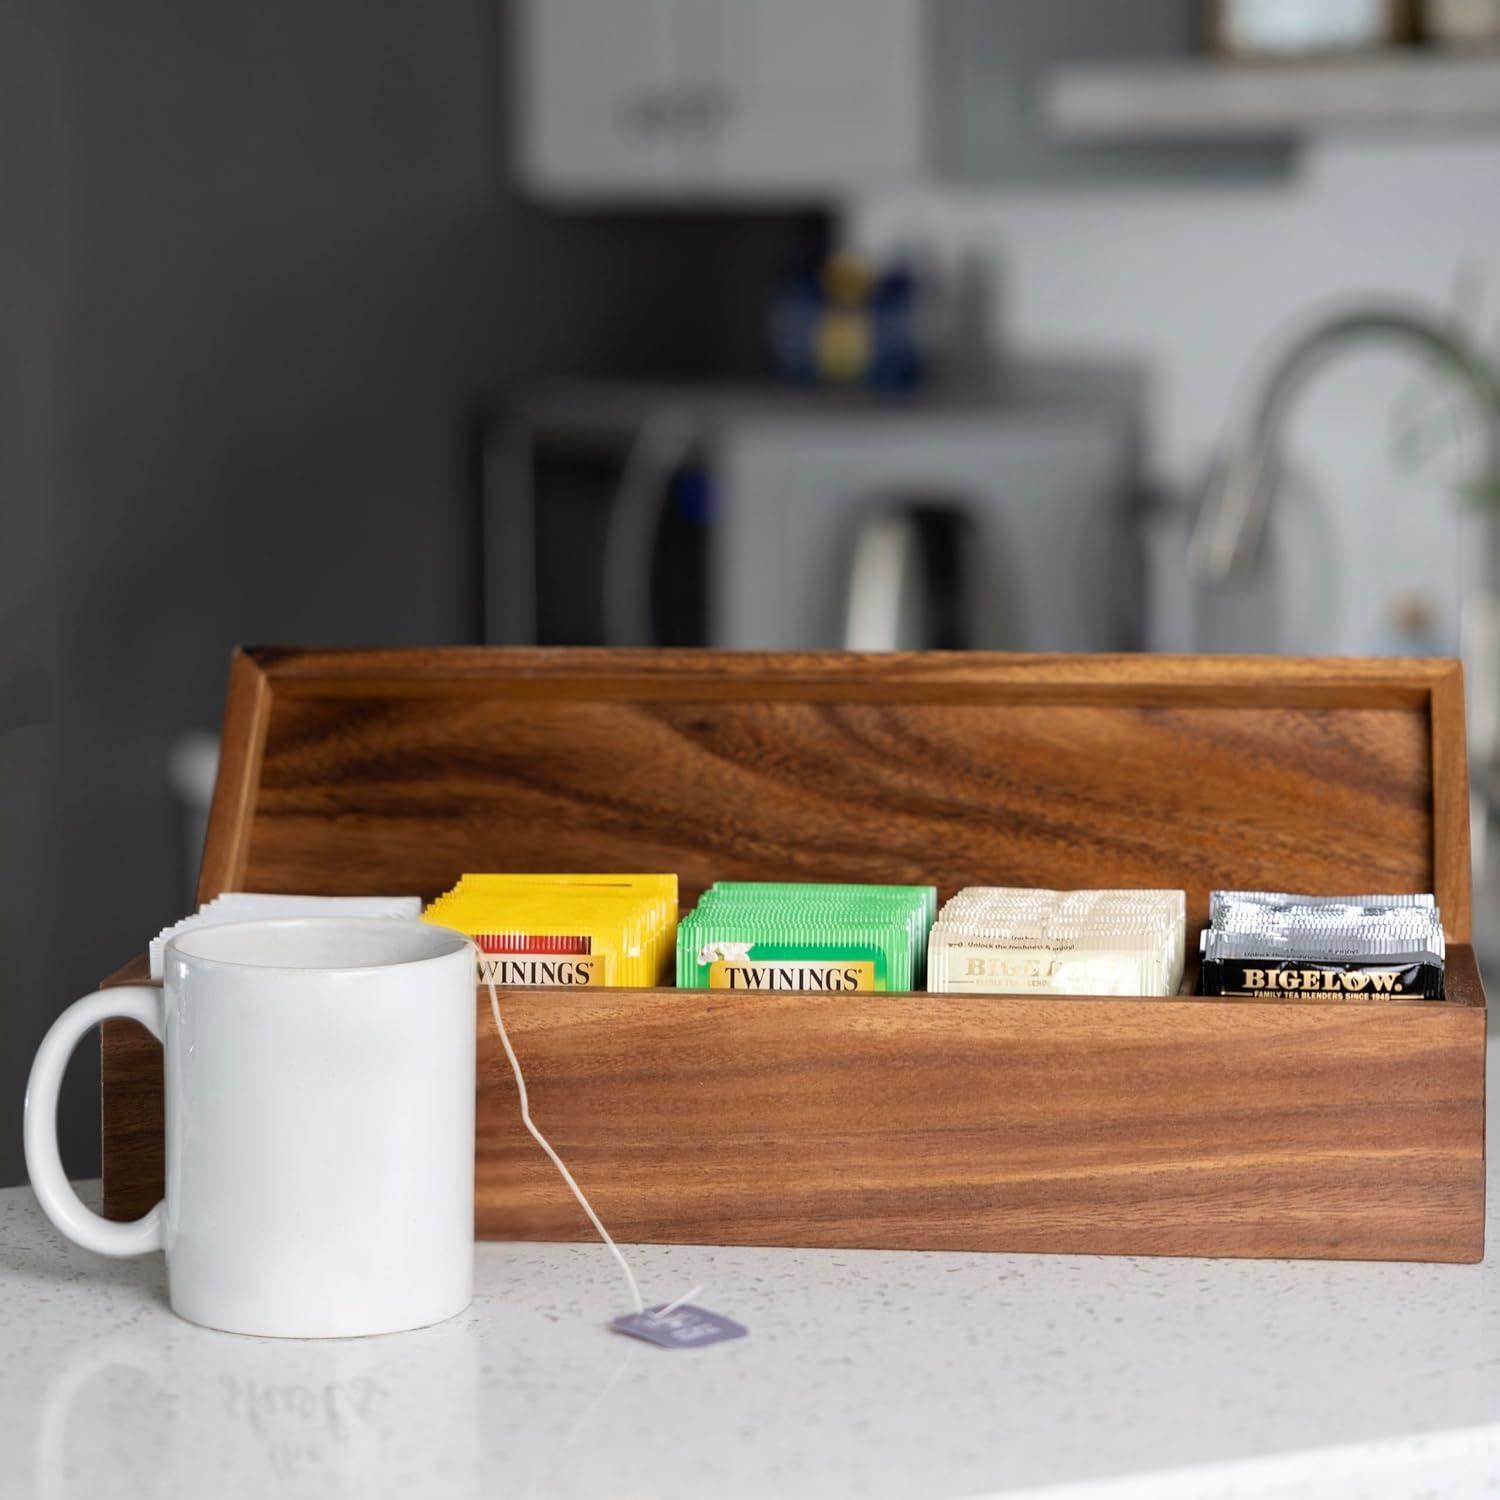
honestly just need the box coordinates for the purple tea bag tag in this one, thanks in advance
[611,1304,748,1350]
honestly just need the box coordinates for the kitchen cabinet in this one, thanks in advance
[512,0,926,201]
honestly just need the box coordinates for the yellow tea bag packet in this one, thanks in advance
[424,875,677,988]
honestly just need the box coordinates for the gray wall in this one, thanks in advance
[0,0,64,1193]
[1,0,818,1186]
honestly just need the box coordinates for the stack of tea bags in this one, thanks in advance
[676,882,936,991]
[150,892,422,979]
[1199,890,1444,1000]
[423,874,677,987]
[926,887,1186,996]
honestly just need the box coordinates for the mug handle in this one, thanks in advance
[24,988,165,1256]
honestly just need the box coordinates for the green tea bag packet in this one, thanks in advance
[684,925,895,991]
[706,901,925,988]
[704,883,938,966]
[677,883,934,991]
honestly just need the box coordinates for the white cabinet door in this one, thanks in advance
[514,0,926,199]
[706,0,925,191]
[514,0,684,196]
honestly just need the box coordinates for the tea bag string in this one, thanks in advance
[481,964,645,1315]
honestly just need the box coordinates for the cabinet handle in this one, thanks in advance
[619,93,675,135]
[619,88,731,136]
[675,86,731,133]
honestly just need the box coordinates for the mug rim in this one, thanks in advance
[164,916,471,974]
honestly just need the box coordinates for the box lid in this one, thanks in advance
[200,648,1473,941]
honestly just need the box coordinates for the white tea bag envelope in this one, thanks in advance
[150,893,422,978]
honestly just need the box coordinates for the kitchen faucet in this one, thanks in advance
[1190,300,1500,583]
[1189,299,1500,786]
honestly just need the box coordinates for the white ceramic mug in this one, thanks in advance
[24,917,476,1338]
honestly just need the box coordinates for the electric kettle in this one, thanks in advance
[841,496,1004,651]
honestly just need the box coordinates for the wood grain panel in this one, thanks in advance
[200,648,1474,942]
[473,959,1486,1261]
[102,946,1486,1260]
[238,695,1435,934]
[196,650,272,899]
[99,1015,164,1224]
[239,646,1453,705]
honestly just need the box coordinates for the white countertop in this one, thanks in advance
[3,1037,1497,1500]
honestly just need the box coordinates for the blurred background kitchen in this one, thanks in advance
[6,0,1500,1184]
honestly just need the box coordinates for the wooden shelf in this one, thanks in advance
[1044,53,1500,142]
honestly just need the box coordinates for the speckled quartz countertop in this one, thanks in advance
[3,1038,1497,1500]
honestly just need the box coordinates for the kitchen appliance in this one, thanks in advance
[484,375,1140,652]
[842,498,999,650]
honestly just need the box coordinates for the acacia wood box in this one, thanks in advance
[101,648,1487,1262]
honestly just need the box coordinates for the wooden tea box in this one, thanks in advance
[101,648,1487,1262]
